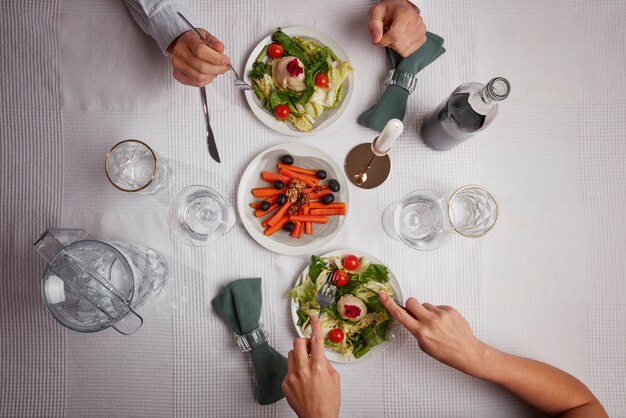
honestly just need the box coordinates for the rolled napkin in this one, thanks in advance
[357,32,446,132]
[211,278,288,405]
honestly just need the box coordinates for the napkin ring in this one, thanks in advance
[384,69,417,94]
[236,324,269,352]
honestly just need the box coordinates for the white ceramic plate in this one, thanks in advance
[290,250,404,363]
[237,143,349,255]
[243,26,354,136]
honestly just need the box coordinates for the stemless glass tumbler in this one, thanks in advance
[382,185,499,251]
[105,139,172,194]
[168,185,235,246]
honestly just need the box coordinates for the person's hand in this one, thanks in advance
[379,293,488,377]
[368,0,427,57]
[282,315,340,418]
[167,29,230,87]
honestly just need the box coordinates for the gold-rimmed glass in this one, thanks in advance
[104,139,171,194]
[382,185,499,251]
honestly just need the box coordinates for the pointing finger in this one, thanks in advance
[379,292,419,332]
[309,315,326,362]
[406,297,434,321]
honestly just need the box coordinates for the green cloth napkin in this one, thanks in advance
[211,278,287,405]
[357,32,446,132]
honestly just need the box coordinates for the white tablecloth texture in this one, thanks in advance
[2,0,625,416]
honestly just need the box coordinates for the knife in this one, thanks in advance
[200,86,220,163]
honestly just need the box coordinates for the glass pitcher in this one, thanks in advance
[34,228,168,335]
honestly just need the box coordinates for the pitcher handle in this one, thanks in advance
[112,308,143,335]
[34,229,94,262]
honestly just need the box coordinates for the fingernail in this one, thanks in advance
[372,30,381,41]
[379,293,388,301]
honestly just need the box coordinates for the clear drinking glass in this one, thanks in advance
[382,185,499,251]
[168,185,235,246]
[105,139,172,194]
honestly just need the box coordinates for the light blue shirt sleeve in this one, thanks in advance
[123,0,198,54]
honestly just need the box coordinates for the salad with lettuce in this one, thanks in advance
[248,28,353,132]
[287,254,396,359]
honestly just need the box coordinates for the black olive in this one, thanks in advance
[280,155,294,165]
[273,180,285,190]
[316,170,327,179]
[277,194,288,205]
[283,221,295,232]
[328,179,340,192]
[322,193,335,205]
[259,201,271,211]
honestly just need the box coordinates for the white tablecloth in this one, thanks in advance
[2,0,625,416]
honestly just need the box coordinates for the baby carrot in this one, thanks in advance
[290,221,303,238]
[309,208,346,216]
[255,204,278,218]
[279,169,319,188]
[277,162,317,176]
[308,189,333,200]
[264,217,290,236]
[261,171,290,184]
[289,215,328,224]
[267,202,292,227]
[252,187,285,198]
[250,195,278,209]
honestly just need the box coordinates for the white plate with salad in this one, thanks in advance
[244,27,354,136]
[287,250,403,363]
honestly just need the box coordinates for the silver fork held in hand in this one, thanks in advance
[177,12,252,91]
[317,278,337,317]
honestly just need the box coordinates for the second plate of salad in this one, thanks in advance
[244,27,354,136]
[287,250,404,363]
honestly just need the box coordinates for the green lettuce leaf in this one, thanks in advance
[272,28,308,64]
[361,320,389,347]
[249,60,269,80]
[309,255,328,281]
[360,263,389,283]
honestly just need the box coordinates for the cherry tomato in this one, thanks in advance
[274,104,290,120]
[268,43,284,59]
[332,270,349,287]
[314,73,329,88]
[328,328,344,343]
[342,255,359,271]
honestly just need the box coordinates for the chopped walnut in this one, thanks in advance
[286,188,299,203]
[286,180,307,203]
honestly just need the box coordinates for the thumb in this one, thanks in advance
[197,29,225,53]
[368,3,387,44]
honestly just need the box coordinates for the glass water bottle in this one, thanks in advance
[421,77,511,151]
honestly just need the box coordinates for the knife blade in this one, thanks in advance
[200,86,220,163]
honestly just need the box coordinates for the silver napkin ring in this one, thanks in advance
[384,69,418,94]
[235,324,269,352]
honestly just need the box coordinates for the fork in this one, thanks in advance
[177,12,253,91]
[317,278,337,317]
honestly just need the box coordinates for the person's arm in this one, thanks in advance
[378,293,607,417]
[123,0,229,87]
[282,315,341,418]
[368,0,427,57]
[123,0,193,54]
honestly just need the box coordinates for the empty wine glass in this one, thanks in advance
[105,139,172,194]
[382,185,499,251]
[168,185,235,246]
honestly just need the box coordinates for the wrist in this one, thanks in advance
[468,343,504,381]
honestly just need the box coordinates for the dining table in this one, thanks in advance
[2,0,626,417]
